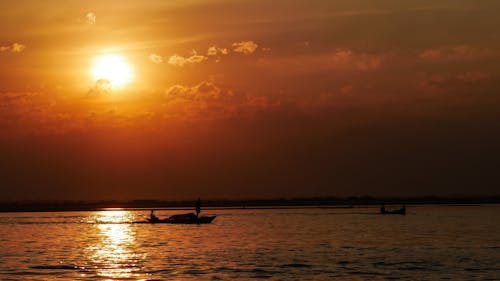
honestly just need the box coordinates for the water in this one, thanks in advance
[1,205,499,280]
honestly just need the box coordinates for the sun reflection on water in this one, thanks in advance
[86,210,147,280]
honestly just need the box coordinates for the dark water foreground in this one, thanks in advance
[1,205,499,280]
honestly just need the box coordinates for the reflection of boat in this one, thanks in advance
[142,213,216,224]
[380,205,406,215]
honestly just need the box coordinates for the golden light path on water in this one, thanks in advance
[86,210,147,280]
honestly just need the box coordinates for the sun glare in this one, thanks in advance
[91,54,133,87]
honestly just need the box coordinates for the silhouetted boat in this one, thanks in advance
[380,205,406,215]
[141,213,216,224]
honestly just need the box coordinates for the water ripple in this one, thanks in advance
[1,207,500,280]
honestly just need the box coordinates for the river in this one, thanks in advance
[1,205,499,280]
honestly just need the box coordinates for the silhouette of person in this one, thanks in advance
[380,204,386,213]
[196,198,201,218]
[150,210,158,221]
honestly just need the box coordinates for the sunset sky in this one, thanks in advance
[1,0,499,201]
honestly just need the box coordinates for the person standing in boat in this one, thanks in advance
[195,198,201,218]
[380,204,386,213]
[150,210,158,221]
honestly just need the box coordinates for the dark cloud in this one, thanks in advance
[88,79,111,96]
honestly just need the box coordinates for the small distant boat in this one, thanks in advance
[142,213,216,224]
[380,205,406,215]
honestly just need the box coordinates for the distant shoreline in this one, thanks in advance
[1,196,499,213]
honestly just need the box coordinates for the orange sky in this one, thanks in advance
[1,0,500,200]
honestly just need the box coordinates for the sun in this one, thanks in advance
[91,54,133,87]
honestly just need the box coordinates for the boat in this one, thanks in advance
[380,205,406,215]
[141,213,216,224]
[137,198,216,224]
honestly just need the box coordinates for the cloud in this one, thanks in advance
[331,49,382,71]
[419,49,441,60]
[12,43,26,53]
[207,47,217,56]
[232,41,258,55]
[163,81,277,119]
[168,51,207,67]
[207,46,228,56]
[0,91,79,137]
[149,54,163,64]
[457,71,492,83]
[419,71,493,94]
[88,79,111,96]
[419,45,490,61]
[254,48,385,77]
[165,81,222,101]
[85,12,96,25]
[0,43,26,53]
[0,81,278,137]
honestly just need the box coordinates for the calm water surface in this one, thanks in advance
[1,205,499,280]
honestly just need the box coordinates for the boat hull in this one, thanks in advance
[381,209,406,215]
[139,215,216,224]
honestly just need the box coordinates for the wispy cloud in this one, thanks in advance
[149,53,163,64]
[331,49,381,71]
[252,48,386,80]
[168,51,207,66]
[232,41,258,55]
[457,71,492,83]
[0,43,26,53]
[419,45,491,61]
[419,71,493,94]
[85,12,96,25]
